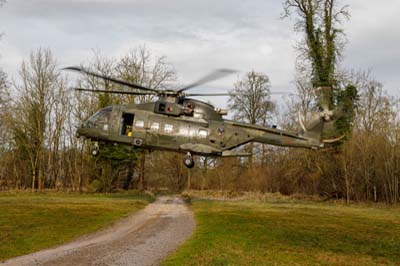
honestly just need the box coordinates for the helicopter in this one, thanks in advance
[65,66,343,168]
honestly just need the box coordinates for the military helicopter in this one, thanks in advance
[65,66,343,168]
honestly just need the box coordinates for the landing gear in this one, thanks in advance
[183,153,195,168]
[91,142,100,157]
[91,148,99,157]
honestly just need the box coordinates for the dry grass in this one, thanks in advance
[183,189,322,202]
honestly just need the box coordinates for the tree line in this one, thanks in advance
[0,47,398,204]
[0,47,176,192]
[0,0,398,203]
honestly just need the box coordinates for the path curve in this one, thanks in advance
[1,196,195,266]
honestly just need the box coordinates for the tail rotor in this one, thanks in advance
[299,86,345,145]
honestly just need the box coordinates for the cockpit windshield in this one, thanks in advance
[86,107,112,130]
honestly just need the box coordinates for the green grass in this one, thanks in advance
[163,199,400,266]
[0,191,154,261]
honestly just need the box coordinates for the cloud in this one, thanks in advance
[343,0,400,92]
[0,0,398,101]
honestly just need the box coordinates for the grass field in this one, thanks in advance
[163,199,400,266]
[0,191,154,261]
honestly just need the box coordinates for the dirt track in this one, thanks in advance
[1,196,195,266]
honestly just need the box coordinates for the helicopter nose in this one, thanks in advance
[76,124,84,138]
[76,128,81,138]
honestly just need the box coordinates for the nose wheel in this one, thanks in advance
[183,153,195,168]
[91,148,100,157]
[91,142,100,157]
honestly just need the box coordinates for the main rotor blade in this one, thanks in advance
[185,93,231,96]
[270,91,292,95]
[186,91,291,97]
[74,87,157,96]
[64,66,160,93]
[178,69,237,93]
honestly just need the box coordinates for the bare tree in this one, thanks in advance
[79,51,118,109]
[283,0,350,89]
[46,75,70,188]
[284,68,316,132]
[229,70,274,165]
[0,70,9,138]
[115,47,176,190]
[116,46,176,104]
[75,47,176,191]
[9,48,59,191]
[351,71,392,135]
[0,68,10,189]
[229,70,274,125]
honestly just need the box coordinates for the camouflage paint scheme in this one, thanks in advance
[77,97,325,157]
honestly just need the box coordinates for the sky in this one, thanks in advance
[0,0,399,108]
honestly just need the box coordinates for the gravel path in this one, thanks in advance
[1,196,195,266]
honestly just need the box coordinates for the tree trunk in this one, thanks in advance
[31,173,36,192]
[138,150,146,190]
[187,169,191,190]
[248,143,254,167]
[201,157,208,190]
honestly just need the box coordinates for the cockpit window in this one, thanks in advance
[86,107,112,129]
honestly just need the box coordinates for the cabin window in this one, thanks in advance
[150,122,160,131]
[164,124,173,134]
[189,127,197,137]
[179,126,189,136]
[198,129,208,138]
[135,119,145,128]
[121,113,134,136]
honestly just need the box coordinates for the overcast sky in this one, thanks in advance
[0,0,399,108]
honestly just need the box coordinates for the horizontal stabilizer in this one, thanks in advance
[322,135,345,144]
[222,150,252,157]
[180,143,221,155]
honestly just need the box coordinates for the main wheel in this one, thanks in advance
[183,155,195,168]
[91,148,99,157]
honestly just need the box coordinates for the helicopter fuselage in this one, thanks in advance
[77,98,323,159]
[66,66,338,168]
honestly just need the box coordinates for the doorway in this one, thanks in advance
[121,113,134,136]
